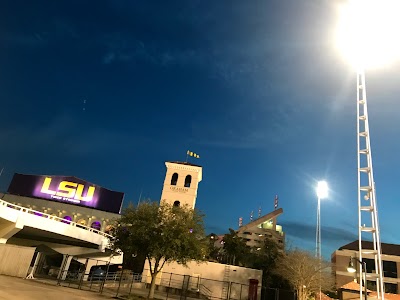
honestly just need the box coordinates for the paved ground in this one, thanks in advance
[0,275,112,300]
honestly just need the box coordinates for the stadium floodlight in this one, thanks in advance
[336,0,400,70]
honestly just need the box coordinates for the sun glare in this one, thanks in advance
[336,0,400,70]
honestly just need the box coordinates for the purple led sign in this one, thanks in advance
[32,176,100,208]
[7,173,124,214]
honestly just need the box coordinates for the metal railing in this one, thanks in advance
[55,269,143,297]
[200,284,213,299]
[47,264,296,300]
[0,199,114,239]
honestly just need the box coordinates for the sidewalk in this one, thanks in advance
[0,275,111,300]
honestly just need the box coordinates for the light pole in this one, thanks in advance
[335,1,400,298]
[316,181,328,300]
[316,181,328,259]
[348,257,368,300]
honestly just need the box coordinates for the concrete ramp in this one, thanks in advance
[0,199,112,252]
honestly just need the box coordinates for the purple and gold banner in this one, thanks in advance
[7,173,124,214]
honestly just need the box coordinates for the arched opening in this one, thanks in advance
[173,200,180,207]
[105,225,113,234]
[77,219,87,226]
[62,215,72,224]
[171,173,178,185]
[91,221,101,230]
[184,175,192,188]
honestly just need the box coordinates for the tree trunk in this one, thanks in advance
[148,272,157,299]
[297,285,304,300]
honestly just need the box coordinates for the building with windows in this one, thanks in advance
[332,240,400,294]
[237,208,285,249]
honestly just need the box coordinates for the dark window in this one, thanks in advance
[383,261,397,278]
[363,258,375,273]
[385,283,397,294]
[184,175,192,187]
[173,201,180,207]
[171,173,178,186]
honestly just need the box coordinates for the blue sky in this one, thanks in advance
[1,0,400,259]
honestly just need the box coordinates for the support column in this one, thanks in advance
[83,259,99,281]
[99,237,109,252]
[26,252,41,279]
[58,254,73,280]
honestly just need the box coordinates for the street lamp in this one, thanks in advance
[347,257,368,300]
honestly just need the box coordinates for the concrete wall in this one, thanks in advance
[332,250,358,288]
[340,290,363,300]
[143,260,262,299]
[0,244,35,277]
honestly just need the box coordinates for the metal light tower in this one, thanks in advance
[357,70,384,299]
[335,1,399,298]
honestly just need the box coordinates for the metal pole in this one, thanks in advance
[100,261,111,294]
[317,196,321,259]
[363,262,368,300]
[78,258,89,290]
[316,196,322,300]
[166,272,172,300]
[115,269,124,297]
[89,260,99,290]
[128,271,136,297]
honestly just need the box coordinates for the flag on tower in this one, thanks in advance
[187,150,200,158]
[274,195,279,209]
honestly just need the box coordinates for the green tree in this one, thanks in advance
[112,202,207,299]
[204,233,221,262]
[250,237,289,288]
[222,228,251,266]
[274,249,335,300]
